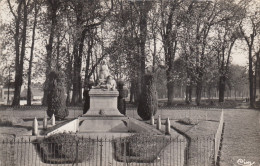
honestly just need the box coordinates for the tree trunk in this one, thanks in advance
[167,82,174,105]
[71,42,80,105]
[42,2,58,106]
[71,50,82,105]
[130,80,135,103]
[84,36,92,89]
[71,26,88,105]
[249,46,255,107]
[196,85,202,106]
[13,0,28,106]
[27,1,38,106]
[11,0,22,106]
[65,44,73,106]
[189,86,192,102]
[139,3,148,92]
[208,87,211,99]
[218,76,226,102]
[196,76,203,106]
[56,36,61,70]
[185,86,189,103]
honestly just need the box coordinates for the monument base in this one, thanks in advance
[78,116,129,132]
[79,88,126,132]
[82,89,124,117]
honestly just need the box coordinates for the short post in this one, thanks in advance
[32,117,38,136]
[100,139,103,166]
[165,118,171,135]
[76,118,79,132]
[150,116,154,125]
[157,115,161,130]
[51,114,55,126]
[43,116,47,129]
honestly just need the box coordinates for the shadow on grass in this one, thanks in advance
[12,125,32,130]
[23,118,44,122]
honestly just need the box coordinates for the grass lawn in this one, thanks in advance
[169,112,221,166]
[219,109,260,166]
[0,107,83,137]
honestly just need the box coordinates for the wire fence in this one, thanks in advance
[214,110,224,165]
[0,135,218,166]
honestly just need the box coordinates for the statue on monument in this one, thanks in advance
[94,59,116,91]
[99,60,110,83]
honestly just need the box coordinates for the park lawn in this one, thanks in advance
[170,112,221,166]
[186,121,219,166]
[219,109,260,166]
[139,108,221,166]
[0,107,83,137]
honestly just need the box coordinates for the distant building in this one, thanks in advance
[20,87,43,105]
[0,81,43,105]
[0,82,15,105]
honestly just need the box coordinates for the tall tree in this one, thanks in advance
[67,0,114,105]
[27,0,40,105]
[239,8,260,107]
[159,0,182,105]
[42,0,62,106]
[213,1,244,102]
[8,0,31,106]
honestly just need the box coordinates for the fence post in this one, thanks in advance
[123,139,127,166]
[51,114,55,126]
[32,117,38,136]
[165,118,170,135]
[157,115,161,130]
[74,140,79,166]
[214,109,224,165]
[43,116,47,129]
[214,134,217,166]
[150,116,154,125]
[100,138,103,166]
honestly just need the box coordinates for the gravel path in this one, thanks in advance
[220,109,260,166]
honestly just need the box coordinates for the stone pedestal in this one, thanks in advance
[83,89,123,117]
[79,89,126,132]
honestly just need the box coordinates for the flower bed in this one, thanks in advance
[112,133,170,163]
[35,133,95,164]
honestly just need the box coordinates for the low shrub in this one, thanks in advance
[113,133,170,163]
[117,81,126,115]
[83,81,94,114]
[46,70,69,120]
[137,74,158,120]
[177,118,197,125]
[35,133,94,164]
[0,116,23,126]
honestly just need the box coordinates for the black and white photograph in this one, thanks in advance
[0,0,259,165]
